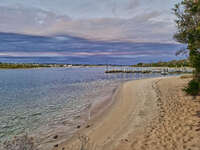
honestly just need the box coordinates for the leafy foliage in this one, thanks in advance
[173,0,200,44]
[0,63,50,69]
[183,79,200,95]
[133,59,190,67]
[174,0,200,95]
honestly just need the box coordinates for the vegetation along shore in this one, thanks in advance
[0,59,191,69]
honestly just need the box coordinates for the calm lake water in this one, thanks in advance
[0,67,167,148]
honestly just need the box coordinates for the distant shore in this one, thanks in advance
[0,59,190,69]
[53,76,200,150]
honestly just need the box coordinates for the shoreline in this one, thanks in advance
[0,68,168,150]
[53,77,164,150]
[50,81,123,150]
[53,76,200,150]
[35,80,121,150]
[34,81,122,150]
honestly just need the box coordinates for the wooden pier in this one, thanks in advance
[105,67,194,74]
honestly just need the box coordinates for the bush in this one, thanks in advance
[183,79,200,96]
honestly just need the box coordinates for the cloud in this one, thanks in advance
[22,11,174,43]
[0,0,180,43]
[0,32,185,65]
[0,0,143,18]
[127,0,140,10]
[0,6,71,33]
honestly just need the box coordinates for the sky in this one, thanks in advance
[0,0,182,43]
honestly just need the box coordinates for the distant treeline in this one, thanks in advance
[133,59,190,67]
[0,63,119,69]
[0,59,190,69]
[0,63,114,69]
[0,63,52,69]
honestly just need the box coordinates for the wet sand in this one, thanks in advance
[53,76,200,150]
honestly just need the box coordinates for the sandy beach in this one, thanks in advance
[53,76,200,150]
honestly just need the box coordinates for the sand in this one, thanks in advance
[53,76,200,150]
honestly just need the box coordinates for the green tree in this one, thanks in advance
[173,0,200,94]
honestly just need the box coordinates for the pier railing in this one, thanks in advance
[105,67,194,74]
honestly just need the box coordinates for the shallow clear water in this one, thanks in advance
[0,67,166,145]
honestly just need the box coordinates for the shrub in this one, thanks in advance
[183,79,200,96]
